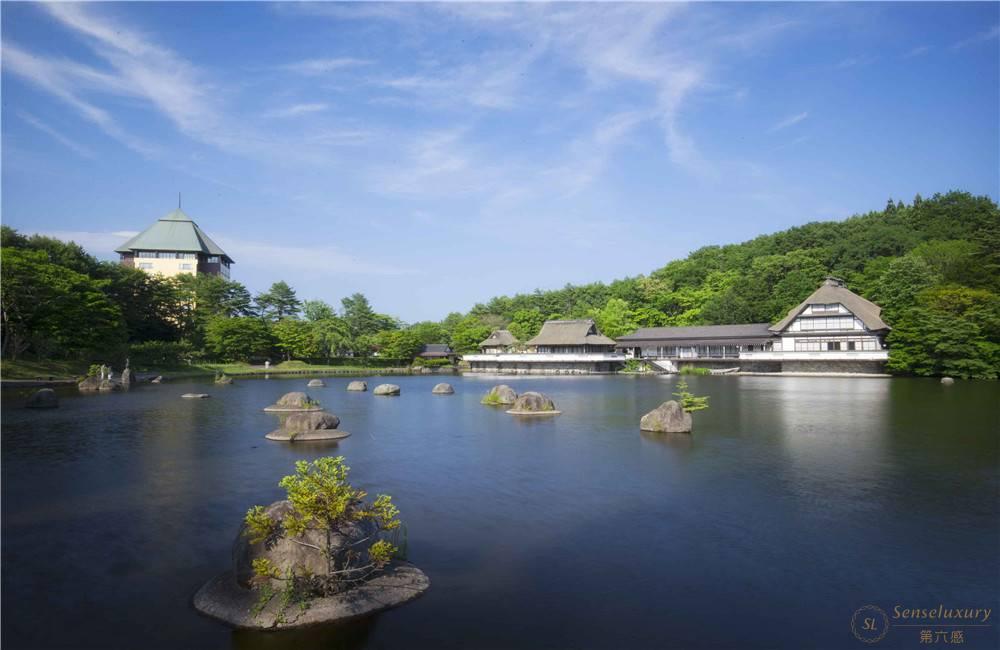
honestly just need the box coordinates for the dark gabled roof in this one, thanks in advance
[616,323,774,345]
[479,329,518,348]
[526,319,616,347]
[115,208,232,262]
[419,343,454,357]
[770,278,889,333]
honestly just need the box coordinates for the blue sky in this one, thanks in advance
[2,2,998,322]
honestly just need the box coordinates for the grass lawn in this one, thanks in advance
[1,359,416,382]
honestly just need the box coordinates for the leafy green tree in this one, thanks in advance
[204,316,274,362]
[911,240,982,286]
[312,317,352,360]
[868,255,940,323]
[255,281,301,321]
[407,321,447,345]
[302,299,336,322]
[590,298,638,338]
[1,248,125,359]
[273,318,319,361]
[96,264,185,342]
[506,309,545,341]
[373,329,423,360]
[449,315,493,353]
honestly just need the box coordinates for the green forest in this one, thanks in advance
[2,190,998,378]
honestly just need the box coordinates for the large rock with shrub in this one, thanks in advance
[481,384,517,406]
[264,392,322,412]
[506,391,560,415]
[78,375,102,392]
[640,400,692,434]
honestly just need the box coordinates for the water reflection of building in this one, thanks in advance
[616,278,890,374]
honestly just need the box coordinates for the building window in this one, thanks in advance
[798,316,856,331]
[138,262,153,269]
[138,251,156,258]
[207,256,220,263]
[180,263,193,270]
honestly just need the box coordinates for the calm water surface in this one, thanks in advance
[2,374,998,649]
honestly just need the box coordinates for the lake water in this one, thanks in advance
[2,374,998,649]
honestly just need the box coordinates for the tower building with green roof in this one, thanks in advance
[116,208,233,279]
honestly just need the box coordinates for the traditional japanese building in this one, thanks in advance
[616,278,891,374]
[417,343,458,363]
[478,329,519,354]
[464,319,625,374]
[116,208,233,278]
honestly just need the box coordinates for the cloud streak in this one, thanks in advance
[769,111,809,133]
[18,111,96,159]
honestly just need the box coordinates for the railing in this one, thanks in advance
[462,353,626,363]
[739,350,888,361]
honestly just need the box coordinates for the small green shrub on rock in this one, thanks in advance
[673,379,709,413]
[243,457,403,619]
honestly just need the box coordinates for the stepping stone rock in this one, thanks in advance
[432,383,454,395]
[26,388,58,409]
[307,379,326,388]
[266,411,350,442]
[639,400,692,434]
[506,391,560,415]
[182,393,210,399]
[150,375,164,384]
[481,384,517,406]
[78,375,102,392]
[940,376,955,385]
[373,384,401,396]
[264,391,322,412]
[347,381,368,392]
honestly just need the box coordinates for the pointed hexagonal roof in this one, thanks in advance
[115,209,233,262]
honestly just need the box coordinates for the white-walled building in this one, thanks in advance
[617,278,891,374]
[116,208,233,279]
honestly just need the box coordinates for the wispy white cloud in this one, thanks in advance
[769,111,809,133]
[952,24,1000,50]
[18,111,96,159]
[903,45,930,58]
[273,58,373,76]
[834,55,878,69]
[263,103,329,118]
[216,237,416,277]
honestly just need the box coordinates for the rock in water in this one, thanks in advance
[940,376,955,385]
[431,383,454,395]
[266,411,349,442]
[194,499,429,629]
[78,375,102,392]
[121,368,133,386]
[264,391,322,412]
[215,374,234,385]
[98,379,122,392]
[307,379,326,388]
[506,391,560,415]
[347,381,368,392]
[26,388,58,409]
[373,384,401,396]
[481,384,517,406]
[640,400,692,433]
[150,375,164,384]
[182,393,210,399]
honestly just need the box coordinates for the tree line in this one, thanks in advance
[2,190,998,377]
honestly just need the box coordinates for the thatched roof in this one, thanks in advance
[770,278,890,333]
[525,319,616,347]
[479,329,518,348]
